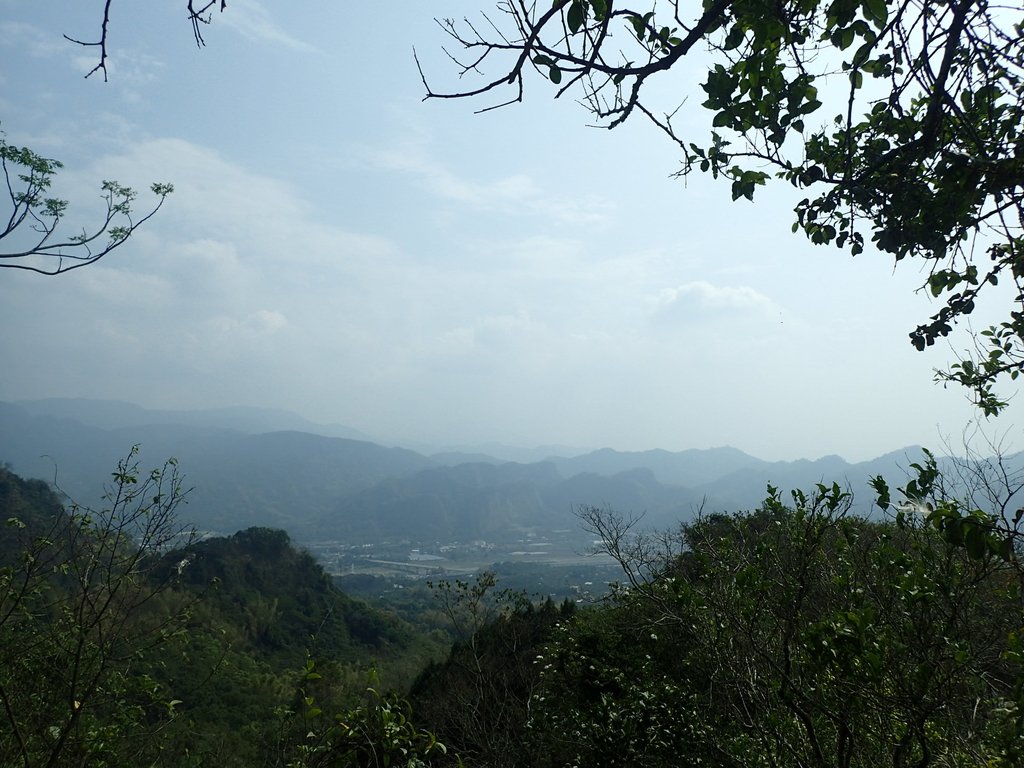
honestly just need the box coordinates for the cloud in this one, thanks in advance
[69,48,165,90]
[651,280,778,322]
[0,21,67,58]
[63,138,398,275]
[371,144,612,225]
[0,19,165,93]
[0,136,407,384]
[206,309,288,338]
[425,311,545,360]
[217,0,318,52]
[74,264,176,309]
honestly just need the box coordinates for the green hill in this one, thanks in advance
[0,464,444,767]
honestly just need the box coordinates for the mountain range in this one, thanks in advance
[0,398,972,543]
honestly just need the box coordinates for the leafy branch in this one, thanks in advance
[0,135,172,275]
[423,0,1024,412]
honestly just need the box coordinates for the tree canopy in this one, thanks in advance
[0,458,450,767]
[422,0,1024,413]
[530,481,1023,766]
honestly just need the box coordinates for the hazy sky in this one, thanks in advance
[0,1,1018,462]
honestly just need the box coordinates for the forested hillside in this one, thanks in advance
[398,474,1024,766]
[0,462,448,767]
[4,451,1022,766]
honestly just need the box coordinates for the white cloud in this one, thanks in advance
[0,136,410,397]
[425,311,544,359]
[206,309,288,338]
[652,280,778,322]
[0,19,165,93]
[217,0,318,52]
[0,21,67,58]
[69,48,165,90]
[74,264,175,308]
[249,309,288,332]
[371,143,612,225]
[65,138,399,277]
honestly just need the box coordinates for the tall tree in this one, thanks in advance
[422,0,1024,413]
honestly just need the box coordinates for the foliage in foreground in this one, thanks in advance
[0,458,447,767]
[284,665,452,768]
[4,450,1024,767]
[410,577,574,767]
[0,450,192,767]
[531,477,1024,766]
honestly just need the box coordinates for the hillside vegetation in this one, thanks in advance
[2,445,1023,765]
[0,461,446,767]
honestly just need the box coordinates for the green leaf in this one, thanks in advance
[863,0,888,26]
[628,13,648,38]
[869,476,890,510]
[834,26,856,49]
[567,0,585,34]
[998,536,1014,562]
[851,41,875,68]
[549,65,562,84]
[724,24,746,50]
[964,523,987,560]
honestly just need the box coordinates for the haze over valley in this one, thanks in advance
[1,396,963,585]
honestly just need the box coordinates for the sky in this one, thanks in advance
[0,0,1019,462]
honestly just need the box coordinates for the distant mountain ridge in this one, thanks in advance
[319,462,706,541]
[546,445,768,487]
[0,402,434,536]
[14,397,375,441]
[0,398,964,543]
